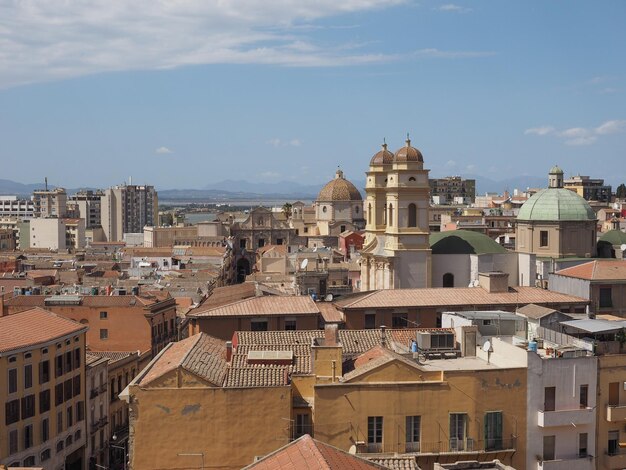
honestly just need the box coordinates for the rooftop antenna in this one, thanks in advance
[45,177,48,191]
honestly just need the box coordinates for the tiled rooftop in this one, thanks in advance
[189,295,320,318]
[242,434,388,469]
[334,287,587,309]
[4,294,159,309]
[88,351,137,365]
[555,259,626,281]
[0,307,87,354]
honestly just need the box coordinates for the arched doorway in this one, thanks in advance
[443,273,454,288]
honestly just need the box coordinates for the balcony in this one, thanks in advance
[606,404,626,422]
[415,438,516,455]
[538,456,593,470]
[538,408,594,427]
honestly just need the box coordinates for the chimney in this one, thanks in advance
[225,341,233,362]
[380,325,387,347]
[478,272,509,293]
[324,323,338,347]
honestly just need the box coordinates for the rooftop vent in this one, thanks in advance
[246,350,293,365]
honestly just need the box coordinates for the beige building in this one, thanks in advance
[0,307,88,470]
[361,138,432,290]
[564,175,611,203]
[85,353,109,469]
[32,188,67,218]
[101,185,158,242]
[67,190,103,229]
[29,218,67,251]
[314,169,365,236]
[516,167,597,260]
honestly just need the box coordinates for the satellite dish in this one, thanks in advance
[482,340,492,353]
[325,294,334,302]
[621,244,626,251]
[300,259,309,270]
[313,247,317,252]
[348,445,357,455]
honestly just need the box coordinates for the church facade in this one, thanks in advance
[360,137,432,290]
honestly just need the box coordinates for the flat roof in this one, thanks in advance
[560,318,626,334]
[445,310,521,321]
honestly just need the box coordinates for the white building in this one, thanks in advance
[30,218,67,250]
[0,196,34,218]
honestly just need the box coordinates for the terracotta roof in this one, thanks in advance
[334,287,587,309]
[243,434,388,470]
[195,282,258,311]
[140,333,227,386]
[224,366,289,388]
[88,351,137,365]
[343,346,423,381]
[367,457,417,470]
[317,303,344,323]
[26,269,58,279]
[189,296,320,318]
[555,260,626,281]
[394,138,423,164]
[516,304,560,320]
[4,294,157,309]
[0,307,86,354]
[86,352,109,367]
[317,169,363,202]
[370,143,394,166]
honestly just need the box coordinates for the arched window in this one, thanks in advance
[409,176,416,182]
[408,203,417,227]
[368,204,372,224]
[383,205,387,225]
[443,273,454,288]
[388,204,394,227]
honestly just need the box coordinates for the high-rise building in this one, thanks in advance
[32,188,67,218]
[0,196,34,218]
[361,137,432,290]
[564,175,612,202]
[429,176,476,204]
[67,190,103,229]
[101,185,158,242]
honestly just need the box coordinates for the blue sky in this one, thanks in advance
[1,1,625,190]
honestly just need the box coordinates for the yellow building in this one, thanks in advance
[125,326,526,470]
[596,354,626,470]
[0,307,88,470]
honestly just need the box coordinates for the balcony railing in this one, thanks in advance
[538,408,594,427]
[607,404,626,422]
[538,454,594,470]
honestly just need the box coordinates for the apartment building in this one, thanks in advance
[0,196,34,218]
[32,188,68,218]
[85,353,109,469]
[3,293,177,361]
[430,176,476,204]
[125,327,527,470]
[564,175,612,203]
[101,185,158,242]
[67,190,103,229]
[0,307,88,470]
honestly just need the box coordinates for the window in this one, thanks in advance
[74,348,81,368]
[392,313,408,328]
[284,318,297,331]
[21,395,35,420]
[408,203,417,227]
[322,206,327,213]
[65,351,73,372]
[484,411,503,451]
[100,310,108,319]
[609,382,620,407]
[540,230,549,247]
[39,360,50,384]
[239,238,247,249]
[600,287,613,308]
[110,379,116,402]
[365,313,376,329]
[257,238,265,248]
[608,430,619,456]
[405,416,420,452]
[23,456,35,466]
[64,379,72,402]
[39,389,50,413]
[5,399,20,425]
[251,318,268,332]
[9,429,18,455]
[449,413,467,451]
[24,364,32,389]
[67,406,73,427]
[76,401,84,421]
[100,329,108,340]
[73,375,81,397]
[8,368,17,394]
[367,416,383,452]
[24,424,33,449]
[56,440,64,453]
[544,386,556,412]
[57,411,63,434]
[295,413,311,438]
[579,432,588,458]
[580,384,589,408]
[41,448,51,461]
[368,203,372,225]
[42,418,49,442]
[66,435,73,446]
[543,435,555,461]
[340,225,346,233]
[388,204,394,227]
[55,355,63,378]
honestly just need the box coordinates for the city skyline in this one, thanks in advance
[1,1,625,189]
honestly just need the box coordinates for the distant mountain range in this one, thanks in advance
[0,174,597,201]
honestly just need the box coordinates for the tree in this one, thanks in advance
[282,202,293,218]
[616,183,626,199]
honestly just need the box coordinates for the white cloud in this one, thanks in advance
[525,120,626,146]
[267,138,303,147]
[155,146,173,154]
[435,4,472,13]
[414,48,494,59]
[0,0,497,88]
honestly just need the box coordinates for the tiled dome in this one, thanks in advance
[517,188,596,221]
[370,142,394,165]
[317,169,363,201]
[394,137,423,163]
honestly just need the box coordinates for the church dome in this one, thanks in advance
[370,142,394,165]
[317,169,363,201]
[549,165,564,174]
[517,188,596,221]
[394,137,423,163]
[430,230,507,255]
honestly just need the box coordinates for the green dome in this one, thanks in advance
[599,230,626,246]
[517,188,596,221]
[430,230,507,255]
[549,165,564,174]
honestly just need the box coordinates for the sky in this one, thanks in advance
[1,0,625,191]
